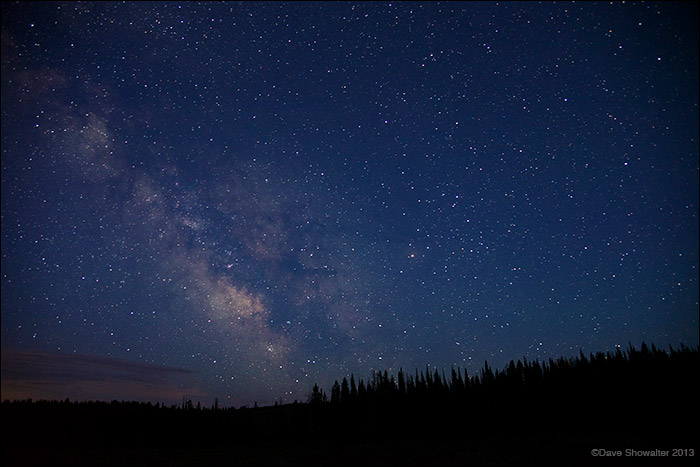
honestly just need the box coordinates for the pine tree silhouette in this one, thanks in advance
[350,374,358,401]
[330,380,341,405]
[309,383,323,405]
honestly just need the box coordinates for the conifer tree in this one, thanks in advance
[350,374,358,400]
[450,366,464,393]
[482,361,494,385]
[330,380,341,404]
[341,377,350,403]
[309,383,323,405]
[425,365,433,391]
[357,379,366,401]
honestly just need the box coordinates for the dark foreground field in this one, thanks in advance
[3,416,698,467]
[2,409,698,467]
[5,435,697,466]
[3,344,698,466]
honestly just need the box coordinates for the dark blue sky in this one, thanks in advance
[2,1,698,407]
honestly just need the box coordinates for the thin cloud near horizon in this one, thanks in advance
[1,349,202,405]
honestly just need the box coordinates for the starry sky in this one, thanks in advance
[2,1,698,407]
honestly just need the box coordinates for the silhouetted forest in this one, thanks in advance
[3,343,698,466]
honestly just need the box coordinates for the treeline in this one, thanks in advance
[2,343,698,455]
[306,342,699,440]
[311,342,697,407]
[3,395,259,414]
[1,394,309,447]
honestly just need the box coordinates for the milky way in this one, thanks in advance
[2,2,698,406]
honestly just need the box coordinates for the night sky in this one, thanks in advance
[2,1,698,408]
